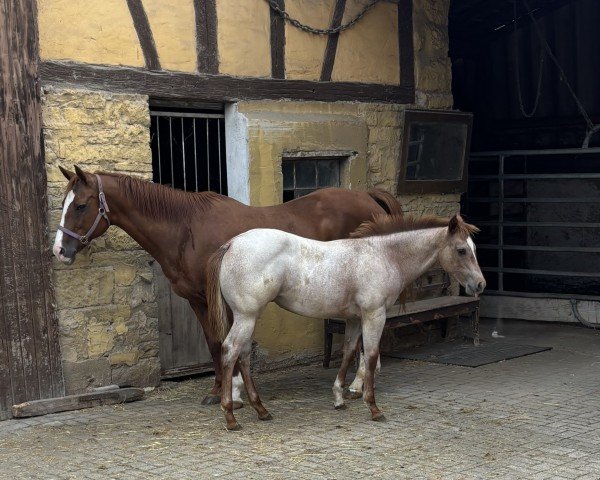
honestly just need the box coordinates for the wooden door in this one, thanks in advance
[153,263,213,378]
[149,106,226,379]
[0,0,64,419]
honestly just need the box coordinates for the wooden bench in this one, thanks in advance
[323,270,480,368]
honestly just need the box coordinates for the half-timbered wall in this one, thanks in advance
[35,0,457,388]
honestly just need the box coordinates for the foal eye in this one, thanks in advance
[457,248,467,256]
[76,204,87,211]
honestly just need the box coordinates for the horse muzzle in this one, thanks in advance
[52,244,75,265]
[466,279,486,297]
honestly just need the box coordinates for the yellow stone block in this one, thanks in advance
[109,351,140,366]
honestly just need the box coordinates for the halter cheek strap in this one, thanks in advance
[58,174,110,245]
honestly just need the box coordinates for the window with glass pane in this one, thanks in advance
[282,159,341,202]
[399,110,472,194]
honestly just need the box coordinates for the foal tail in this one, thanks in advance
[206,243,231,343]
[368,189,403,217]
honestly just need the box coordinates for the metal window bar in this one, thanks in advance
[150,109,227,195]
[467,148,600,299]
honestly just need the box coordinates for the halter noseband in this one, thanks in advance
[58,174,110,245]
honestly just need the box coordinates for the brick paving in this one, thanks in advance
[2,319,600,479]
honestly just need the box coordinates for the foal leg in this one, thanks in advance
[237,339,272,421]
[220,317,255,430]
[346,348,381,400]
[332,318,361,409]
[361,307,387,422]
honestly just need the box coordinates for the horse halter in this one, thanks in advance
[58,174,110,245]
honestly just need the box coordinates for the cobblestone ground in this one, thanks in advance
[2,319,600,480]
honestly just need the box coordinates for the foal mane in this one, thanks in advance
[351,213,479,238]
[96,172,223,221]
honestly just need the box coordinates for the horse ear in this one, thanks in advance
[59,165,75,181]
[74,165,88,185]
[448,213,462,235]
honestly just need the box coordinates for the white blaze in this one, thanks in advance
[52,190,74,260]
[467,236,476,257]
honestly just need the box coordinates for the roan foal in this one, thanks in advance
[207,213,485,430]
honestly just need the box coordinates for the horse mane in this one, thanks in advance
[98,172,223,221]
[351,213,479,238]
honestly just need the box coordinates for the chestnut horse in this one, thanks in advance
[53,165,402,406]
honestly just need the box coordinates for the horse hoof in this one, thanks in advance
[233,401,244,410]
[343,389,362,400]
[334,403,347,410]
[371,412,386,422]
[226,422,242,431]
[258,412,273,421]
[201,394,221,405]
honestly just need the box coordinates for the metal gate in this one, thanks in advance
[149,105,226,378]
[465,148,600,323]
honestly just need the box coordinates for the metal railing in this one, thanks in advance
[467,148,600,299]
[150,109,226,194]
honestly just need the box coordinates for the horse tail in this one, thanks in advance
[367,189,403,217]
[206,242,231,343]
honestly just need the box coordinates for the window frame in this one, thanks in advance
[397,109,473,195]
[281,150,352,202]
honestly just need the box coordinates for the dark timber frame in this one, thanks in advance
[270,0,286,79]
[40,61,414,103]
[126,0,161,71]
[194,0,219,73]
[321,0,346,81]
[1,0,64,420]
[398,0,415,90]
[40,1,415,104]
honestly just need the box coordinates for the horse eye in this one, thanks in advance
[457,248,467,256]
[76,204,87,211]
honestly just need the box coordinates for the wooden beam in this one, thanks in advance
[269,0,286,79]
[193,0,219,74]
[0,0,64,418]
[126,0,161,71]
[321,0,346,82]
[40,60,415,104]
[12,388,145,418]
[397,0,415,90]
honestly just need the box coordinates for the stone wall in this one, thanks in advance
[43,88,160,394]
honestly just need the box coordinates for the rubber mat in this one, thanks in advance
[385,340,552,367]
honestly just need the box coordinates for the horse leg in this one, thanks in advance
[361,307,387,422]
[346,349,381,400]
[190,301,244,409]
[237,340,272,421]
[220,316,255,430]
[333,318,361,409]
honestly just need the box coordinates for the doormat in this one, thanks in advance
[384,339,552,367]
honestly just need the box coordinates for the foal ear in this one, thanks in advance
[74,165,89,185]
[59,165,75,181]
[448,213,463,235]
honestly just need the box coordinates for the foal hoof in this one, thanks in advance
[233,401,244,410]
[334,403,347,410]
[343,389,362,400]
[201,394,221,406]
[226,422,243,431]
[258,412,273,421]
[371,412,387,422]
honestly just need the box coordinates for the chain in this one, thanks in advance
[513,0,545,118]
[264,0,399,36]
[520,0,599,146]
